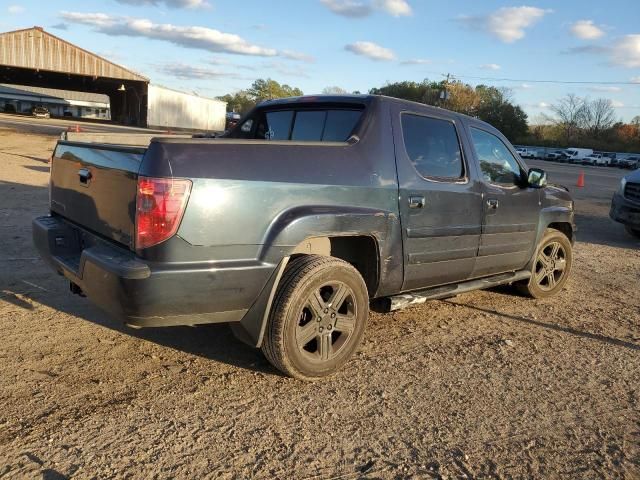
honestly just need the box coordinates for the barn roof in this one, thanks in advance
[0,27,148,82]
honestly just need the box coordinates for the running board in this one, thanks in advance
[383,270,531,312]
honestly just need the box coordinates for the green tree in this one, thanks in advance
[475,86,528,141]
[246,78,303,102]
[219,78,304,114]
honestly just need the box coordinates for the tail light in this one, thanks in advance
[135,176,192,250]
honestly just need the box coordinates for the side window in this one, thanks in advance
[401,114,464,180]
[470,127,523,186]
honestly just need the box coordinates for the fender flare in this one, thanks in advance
[231,205,403,347]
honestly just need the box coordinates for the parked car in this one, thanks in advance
[583,154,611,166]
[620,156,640,169]
[546,150,567,161]
[32,106,51,119]
[610,170,640,238]
[516,147,535,159]
[565,148,593,164]
[33,95,576,380]
[225,111,241,131]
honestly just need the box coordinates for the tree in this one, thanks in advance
[583,98,616,138]
[218,78,304,114]
[369,79,442,105]
[322,86,348,94]
[475,86,528,141]
[548,94,587,143]
[246,78,303,102]
[218,91,255,114]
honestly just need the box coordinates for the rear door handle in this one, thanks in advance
[408,195,425,209]
[486,198,499,209]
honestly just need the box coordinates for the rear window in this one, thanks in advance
[230,107,363,142]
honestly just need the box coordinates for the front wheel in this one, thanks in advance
[518,228,573,299]
[261,255,369,380]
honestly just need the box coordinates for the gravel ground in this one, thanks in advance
[1,129,639,479]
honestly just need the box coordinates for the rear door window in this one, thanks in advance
[401,113,465,180]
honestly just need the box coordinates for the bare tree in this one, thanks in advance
[583,98,616,138]
[548,94,587,142]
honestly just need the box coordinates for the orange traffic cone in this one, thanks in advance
[576,171,585,188]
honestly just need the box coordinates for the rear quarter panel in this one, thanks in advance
[141,98,404,296]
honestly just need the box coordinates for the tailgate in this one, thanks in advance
[50,141,146,249]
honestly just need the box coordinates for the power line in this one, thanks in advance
[428,72,639,86]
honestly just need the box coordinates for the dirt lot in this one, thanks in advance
[1,129,639,479]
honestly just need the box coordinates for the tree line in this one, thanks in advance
[218,78,640,152]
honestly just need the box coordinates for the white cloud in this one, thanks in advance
[7,5,24,14]
[61,12,281,57]
[345,41,395,61]
[570,20,605,40]
[459,6,550,43]
[320,0,411,18]
[479,63,501,70]
[537,102,550,108]
[157,63,236,79]
[115,0,209,8]
[631,76,640,84]
[610,34,640,68]
[564,34,640,69]
[281,50,315,62]
[375,0,412,17]
[611,100,625,108]
[320,0,372,18]
[587,86,622,92]
[400,58,431,65]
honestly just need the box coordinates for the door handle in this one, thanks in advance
[408,195,425,209]
[486,198,499,210]
[78,168,92,185]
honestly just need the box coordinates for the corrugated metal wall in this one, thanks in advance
[0,28,146,81]
[147,84,226,132]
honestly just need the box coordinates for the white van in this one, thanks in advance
[565,148,593,164]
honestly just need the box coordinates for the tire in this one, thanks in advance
[517,228,573,299]
[625,226,640,239]
[261,255,369,380]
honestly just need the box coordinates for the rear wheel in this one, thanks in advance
[261,255,369,380]
[625,226,640,239]
[518,228,573,299]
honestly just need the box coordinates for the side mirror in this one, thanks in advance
[527,168,547,188]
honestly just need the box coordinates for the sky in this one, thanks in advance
[2,0,640,122]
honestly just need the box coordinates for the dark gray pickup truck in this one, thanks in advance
[33,95,575,379]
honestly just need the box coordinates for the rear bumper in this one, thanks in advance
[32,215,275,328]
[610,192,640,229]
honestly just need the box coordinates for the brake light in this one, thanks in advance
[135,176,192,249]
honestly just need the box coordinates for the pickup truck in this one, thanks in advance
[33,95,576,380]
[610,169,640,238]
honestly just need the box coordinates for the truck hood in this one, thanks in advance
[624,168,640,182]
